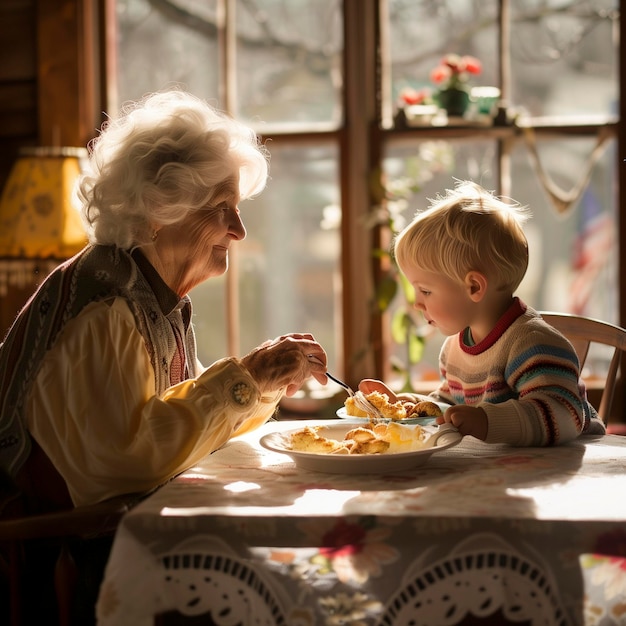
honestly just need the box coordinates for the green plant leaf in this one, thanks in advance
[389,355,406,374]
[391,309,425,364]
[369,166,386,204]
[375,275,398,312]
[391,308,411,344]
[408,332,425,364]
[398,271,415,305]
[372,247,390,260]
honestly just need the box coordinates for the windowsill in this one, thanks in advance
[383,113,618,140]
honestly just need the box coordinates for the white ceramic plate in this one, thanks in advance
[335,400,450,426]
[334,407,435,425]
[259,423,459,474]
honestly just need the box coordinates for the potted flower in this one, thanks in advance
[430,53,482,117]
[398,87,432,107]
[397,87,438,127]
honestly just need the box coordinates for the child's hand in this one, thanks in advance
[358,379,433,404]
[436,405,488,440]
[358,379,399,402]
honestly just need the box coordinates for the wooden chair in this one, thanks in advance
[540,311,626,426]
[0,496,133,626]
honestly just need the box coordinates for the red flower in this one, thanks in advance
[430,66,452,85]
[442,53,464,72]
[463,55,482,75]
[399,87,431,105]
[431,53,482,90]
[319,519,367,558]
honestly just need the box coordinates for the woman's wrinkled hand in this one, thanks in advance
[241,333,328,397]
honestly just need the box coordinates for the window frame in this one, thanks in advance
[98,0,624,389]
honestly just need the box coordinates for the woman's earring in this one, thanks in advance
[151,230,158,242]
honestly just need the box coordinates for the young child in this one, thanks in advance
[361,180,605,446]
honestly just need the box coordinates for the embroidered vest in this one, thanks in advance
[0,245,198,478]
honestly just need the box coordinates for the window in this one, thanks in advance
[111,0,620,391]
[381,0,618,386]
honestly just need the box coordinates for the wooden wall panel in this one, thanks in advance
[0,0,38,191]
[0,0,100,189]
[37,0,99,147]
[0,0,36,80]
[0,82,37,138]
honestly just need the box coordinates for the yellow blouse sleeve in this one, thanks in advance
[26,298,283,506]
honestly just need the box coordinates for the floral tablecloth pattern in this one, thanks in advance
[96,420,626,626]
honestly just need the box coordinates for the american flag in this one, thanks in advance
[568,189,615,315]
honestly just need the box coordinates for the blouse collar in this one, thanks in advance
[131,247,184,316]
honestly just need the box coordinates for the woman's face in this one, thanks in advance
[155,181,247,296]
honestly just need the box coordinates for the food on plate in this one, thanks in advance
[344,390,405,418]
[344,390,443,420]
[372,421,428,452]
[289,421,428,455]
[290,426,349,454]
[407,400,442,418]
[343,397,370,418]
[343,426,390,454]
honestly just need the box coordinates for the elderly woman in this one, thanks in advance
[0,90,328,516]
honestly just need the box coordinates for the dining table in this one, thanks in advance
[95,416,626,626]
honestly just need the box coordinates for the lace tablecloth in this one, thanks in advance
[96,420,626,626]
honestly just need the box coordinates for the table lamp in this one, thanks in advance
[0,146,88,299]
[0,147,87,334]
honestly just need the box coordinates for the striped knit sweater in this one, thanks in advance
[432,298,603,446]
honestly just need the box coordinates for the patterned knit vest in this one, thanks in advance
[0,245,198,478]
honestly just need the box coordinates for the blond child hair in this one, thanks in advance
[393,180,530,293]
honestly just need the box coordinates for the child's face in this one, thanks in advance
[403,265,474,336]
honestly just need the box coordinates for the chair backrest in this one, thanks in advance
[0,497,132,625]
[540,311,626,424]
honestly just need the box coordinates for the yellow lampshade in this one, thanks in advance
[0,147,88,259]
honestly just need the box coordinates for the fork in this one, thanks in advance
[306,354,354,396]
[324,371,355,397]
[307,355,383,421]
[329,375,385,421]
